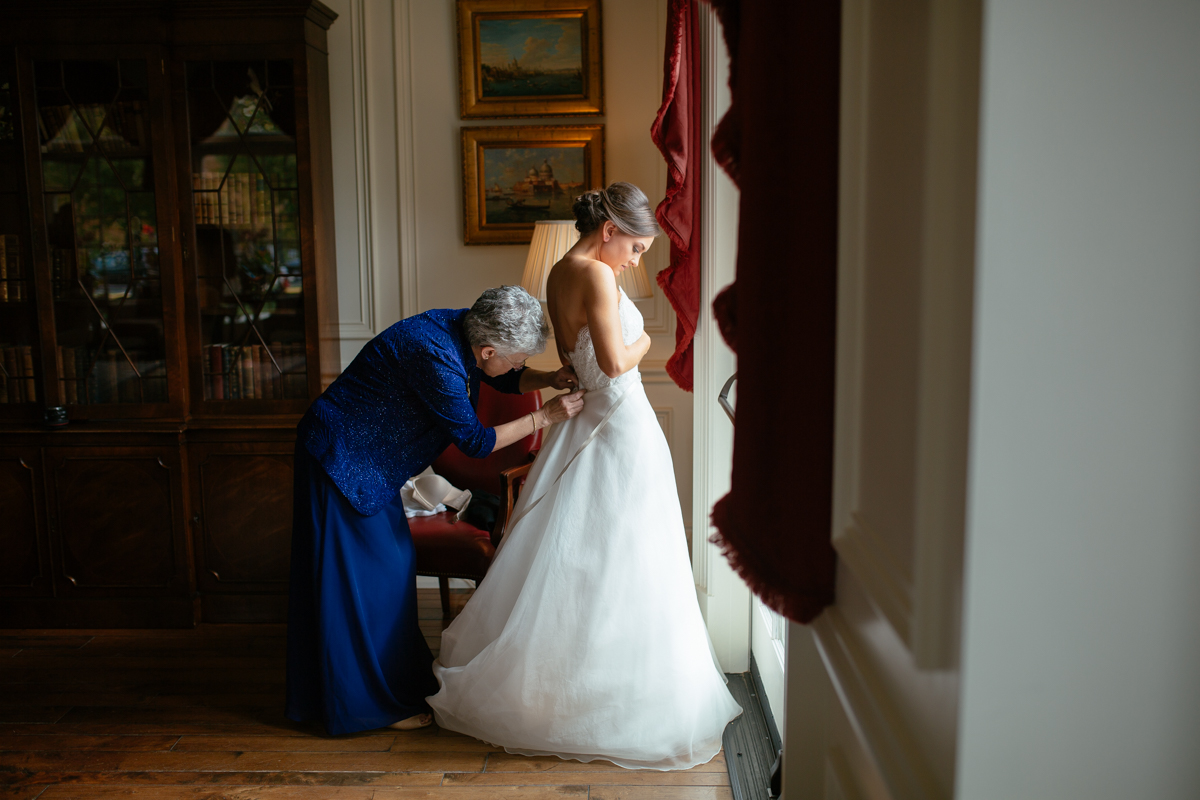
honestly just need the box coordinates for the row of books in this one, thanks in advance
[56,346,168,405]
[0,234,26,302]
[192,172,272,227]
[204,342,307,401]
[0,345,36,404]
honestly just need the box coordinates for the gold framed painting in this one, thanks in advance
[457,0,604,119]
[462,125,605,245]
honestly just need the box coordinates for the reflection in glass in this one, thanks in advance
[186,59,307,401]
[0,56,39,406]
[37,59,167,405]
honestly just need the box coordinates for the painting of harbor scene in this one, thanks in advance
[477,16,585,98]
[457,1,603,119]
[462,125,602,244]
[482,145,585,225]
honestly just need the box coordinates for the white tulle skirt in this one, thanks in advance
[427,379,742,770]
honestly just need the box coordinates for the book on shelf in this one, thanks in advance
[202,342,306,400]
[58,344,76,404]
[0,347,16,403]
[270,342,283,398]
[0,234,23,302]
[193,172,270,227]
[251,344,266,399]
[0,347,15,403]
[0,345,36,403]
[238,346,252,399]
[53,346,163,405]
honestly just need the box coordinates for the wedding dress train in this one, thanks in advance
[427,289,741,770]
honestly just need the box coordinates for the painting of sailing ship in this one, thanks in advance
[477,17,585,98]
[482,145,585,225]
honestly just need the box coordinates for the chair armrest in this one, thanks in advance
[493,450,538,548]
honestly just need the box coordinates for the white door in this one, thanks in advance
[782,1,982,798]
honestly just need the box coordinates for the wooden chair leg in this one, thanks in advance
[438,576,451,619]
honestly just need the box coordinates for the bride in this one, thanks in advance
[426,182,741,770]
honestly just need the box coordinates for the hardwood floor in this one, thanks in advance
[0,590,732,799]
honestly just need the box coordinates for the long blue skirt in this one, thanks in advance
[285,444,438,735]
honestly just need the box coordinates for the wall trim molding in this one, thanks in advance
[652,406,674,446]
[392,0,420,319]
[833,512,915,647]
[812,609,945,800]
[334,0,376,342]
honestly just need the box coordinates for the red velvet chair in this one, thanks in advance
[411,382,542,616]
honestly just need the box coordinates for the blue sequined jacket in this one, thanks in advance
[297,308,525,516]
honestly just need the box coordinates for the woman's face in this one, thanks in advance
[597,221,655,275]
[475,346,529,377]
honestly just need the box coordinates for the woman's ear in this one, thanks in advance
[480,346,496,362]
[603,221,615,242]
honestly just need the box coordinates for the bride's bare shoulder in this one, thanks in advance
[553,256,615,292]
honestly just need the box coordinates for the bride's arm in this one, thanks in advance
[584,265,651,379]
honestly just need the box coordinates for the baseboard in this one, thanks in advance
[0,596,199,628]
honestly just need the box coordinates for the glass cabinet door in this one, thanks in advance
[0,51,40,412]
[185,59,307,404]
[35,58,168,406]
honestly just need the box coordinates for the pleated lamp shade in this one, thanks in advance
[521,221,578,301]
[520,220,655,301]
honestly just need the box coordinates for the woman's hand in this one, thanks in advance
[493,389,585,450]
[541,389,585,425]
[549,365,578,391]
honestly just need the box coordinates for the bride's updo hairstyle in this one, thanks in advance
[572,182,663,238]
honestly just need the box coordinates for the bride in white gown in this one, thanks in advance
[427,182,741,770]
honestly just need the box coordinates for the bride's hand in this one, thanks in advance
[541,390,585,425]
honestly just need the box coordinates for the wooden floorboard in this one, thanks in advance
[0,589,730,799]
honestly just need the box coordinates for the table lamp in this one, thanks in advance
[520,220,655,300]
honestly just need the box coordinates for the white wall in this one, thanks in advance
[326,0,692,533]
[326,0,403,373]
[957,1,1200,798]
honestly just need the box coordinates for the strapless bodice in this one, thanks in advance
[567,287,644,391]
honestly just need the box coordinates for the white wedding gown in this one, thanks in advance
[427,289,742,771]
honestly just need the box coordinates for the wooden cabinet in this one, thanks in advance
[188,430,297,622]
[0,1,338,627]
[0,446,51,598]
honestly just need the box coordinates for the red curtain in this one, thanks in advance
[706,0,841,624]
[651,0,702,392]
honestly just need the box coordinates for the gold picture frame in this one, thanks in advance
[462,125,605,245]
[457,0,604,119]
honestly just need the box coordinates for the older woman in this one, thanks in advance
[286,286,583,736]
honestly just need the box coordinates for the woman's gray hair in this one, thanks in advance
[462,285,549,357]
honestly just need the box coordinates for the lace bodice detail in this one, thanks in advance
[568,288,644,391]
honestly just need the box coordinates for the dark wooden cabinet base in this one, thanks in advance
[0,419,300,627]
